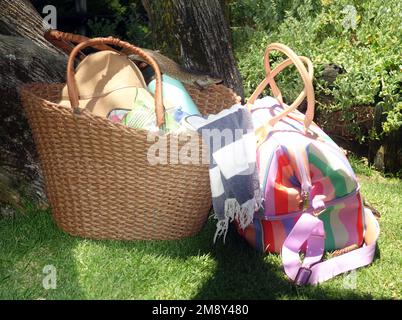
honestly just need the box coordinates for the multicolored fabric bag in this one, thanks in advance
[237,43,380,285]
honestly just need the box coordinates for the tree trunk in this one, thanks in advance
[141,0,244,99]
[0,0,60,53]
[0,0,66,210]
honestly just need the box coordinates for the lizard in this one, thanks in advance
[127,48,223,89]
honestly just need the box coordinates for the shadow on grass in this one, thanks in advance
[0,206,85,299]
[193,224,383,300]
[92,214,383,300]
[0,208,384,300]
[140,219,379,300]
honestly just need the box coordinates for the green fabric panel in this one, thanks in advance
[319,206,336,251]
[308,152,348,198]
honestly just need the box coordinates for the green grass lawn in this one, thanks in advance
[0,156,401,300]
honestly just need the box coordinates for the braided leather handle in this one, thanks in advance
[247,43,315,131]
[44,29,119,59]
[66,37,165,127]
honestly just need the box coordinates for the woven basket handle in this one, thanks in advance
[247,43,315,130]
[66,37,165,127]
[44,29,119,60]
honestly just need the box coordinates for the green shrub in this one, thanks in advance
[231,0,402,142]
[87,0,151,47]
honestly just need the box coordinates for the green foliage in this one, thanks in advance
[231,0,402,142]
[348,154,375,177]
[86,0,151,47]
[229,0,321,44]
[32,0,151,47]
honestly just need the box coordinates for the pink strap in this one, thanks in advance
[281,207,379,285]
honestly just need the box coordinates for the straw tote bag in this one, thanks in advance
[19,34,238,240]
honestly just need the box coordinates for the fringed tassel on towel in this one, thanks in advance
[213,189,263,243]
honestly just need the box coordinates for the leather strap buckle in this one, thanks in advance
[294,267,312,286]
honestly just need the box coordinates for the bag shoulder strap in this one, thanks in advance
[247,43,315,132]
[281,206,379,285]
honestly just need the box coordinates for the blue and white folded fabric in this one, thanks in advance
[184,104,262,242]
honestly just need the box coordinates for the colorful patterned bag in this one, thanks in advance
[237,43,380,285]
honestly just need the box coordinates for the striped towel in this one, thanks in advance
[184,104,262,242]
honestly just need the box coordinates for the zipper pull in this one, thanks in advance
[301,190,310,211]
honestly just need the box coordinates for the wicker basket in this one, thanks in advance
[19,36,238,240]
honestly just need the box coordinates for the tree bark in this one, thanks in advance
[0,0,60,53]
[0,0,66,209]
[142,0,244,99]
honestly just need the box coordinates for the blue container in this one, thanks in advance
[148,74,201,117]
